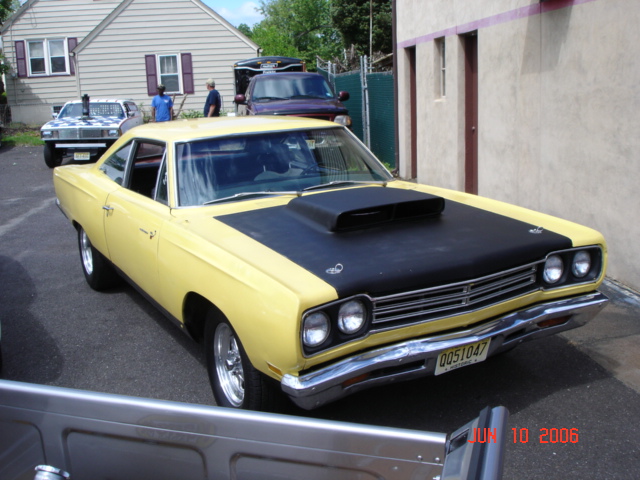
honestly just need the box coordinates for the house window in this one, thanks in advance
[435,37,446,98]
[27,39,68,75]
[158,54,181,93]
[145,53,194,96]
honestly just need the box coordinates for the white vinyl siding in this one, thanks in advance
[2,0,258,123]
[74,0,258,116]
[1,0,121,112]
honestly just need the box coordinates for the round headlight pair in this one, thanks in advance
[543,251,592,284]
[302,300,367,348]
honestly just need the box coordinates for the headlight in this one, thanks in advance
[334,115,352,127]
[41,130,58,139]
[102,129,120,138]
[543,254,564,284]
[337,300,366,334]
[572,250,592,278]
[302,312,330,347]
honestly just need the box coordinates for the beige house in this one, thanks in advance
[395,0,640,292]
[1,0,259,124]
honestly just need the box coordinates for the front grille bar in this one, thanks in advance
[372,264,539,328]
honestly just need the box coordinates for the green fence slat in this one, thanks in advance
[317,67,396,169]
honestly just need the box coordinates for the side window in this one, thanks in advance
[127,141,166,200]
[100,143,133,184]
[125,102,139,115]
[154,158,169,205]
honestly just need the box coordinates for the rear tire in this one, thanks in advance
[44,143,63,168]
[78,226,121,290]
[204,311,286,411]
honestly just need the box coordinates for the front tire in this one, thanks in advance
[205,312,285,411]
[78,226,121,290]
[44,143,63,168]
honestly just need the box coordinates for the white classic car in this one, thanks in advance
[40,96,143,168]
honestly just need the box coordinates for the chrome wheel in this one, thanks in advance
[80,229,94,275]
[214,322,245,407]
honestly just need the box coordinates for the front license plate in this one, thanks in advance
[435,339,491,375]
[74,152,91,161]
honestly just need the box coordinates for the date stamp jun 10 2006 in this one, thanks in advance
[468,427,580,444]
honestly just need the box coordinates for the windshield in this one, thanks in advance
[175,128,393,207]
[252,75,335,102]
[58,103,125,119]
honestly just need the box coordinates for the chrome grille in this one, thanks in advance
[80,129,103,139]
[372,263,539,329]
[58,129,103,139]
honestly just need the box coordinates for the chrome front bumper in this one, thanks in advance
[282,292,608,410]
[54,143,108,148]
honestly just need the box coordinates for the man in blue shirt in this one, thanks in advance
[150,84,173,122]
[204,78,221,117]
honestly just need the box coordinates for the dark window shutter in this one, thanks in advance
[67,38,78,75]
[145,54,158,96]
[15,41,27,78]
[181,53,194,94]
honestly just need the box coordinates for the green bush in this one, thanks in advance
[2,123,44,147]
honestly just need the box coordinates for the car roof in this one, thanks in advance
[120,116,340,143]
[63,99,134,104]
[253,72,324,81]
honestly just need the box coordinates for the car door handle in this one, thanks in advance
[102,205,114,211]
[139,228,157,239]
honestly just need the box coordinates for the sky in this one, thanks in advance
[201,1,265,28]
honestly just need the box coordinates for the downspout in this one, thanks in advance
[72,51,81,98]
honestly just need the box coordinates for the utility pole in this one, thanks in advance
[369,0,373,60]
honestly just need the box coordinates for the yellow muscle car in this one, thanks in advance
[53,116,608,411]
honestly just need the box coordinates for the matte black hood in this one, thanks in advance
[217,187,572,297]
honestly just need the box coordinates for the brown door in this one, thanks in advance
[464,33,478,194]
[408,46,418,179]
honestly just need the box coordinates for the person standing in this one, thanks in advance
[204,78,221,117]
[150,84,173,122]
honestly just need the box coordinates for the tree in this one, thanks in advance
[0,0,19,79]
[252,0,342,68]
[331,0,392,56]
[236,23,253,38]
[0,0,18,24]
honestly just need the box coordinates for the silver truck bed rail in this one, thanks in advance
[0,380,507,480]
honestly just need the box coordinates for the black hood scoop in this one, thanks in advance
[287,187,445,232]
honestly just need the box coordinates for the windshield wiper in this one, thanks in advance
[203,190,300,205]
[302,180,388,192]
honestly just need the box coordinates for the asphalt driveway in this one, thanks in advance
[1,145,639,479]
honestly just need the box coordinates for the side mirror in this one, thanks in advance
[338,91,350,102]
[234,94,247,105]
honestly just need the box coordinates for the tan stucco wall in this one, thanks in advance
[396,0,640,291]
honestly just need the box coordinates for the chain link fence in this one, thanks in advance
[318,57,396,169]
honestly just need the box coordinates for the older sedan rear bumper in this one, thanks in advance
[282,291,608,410]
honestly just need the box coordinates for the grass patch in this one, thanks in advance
[2,123,43,147]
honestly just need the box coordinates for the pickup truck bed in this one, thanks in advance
[0,380,507,480]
